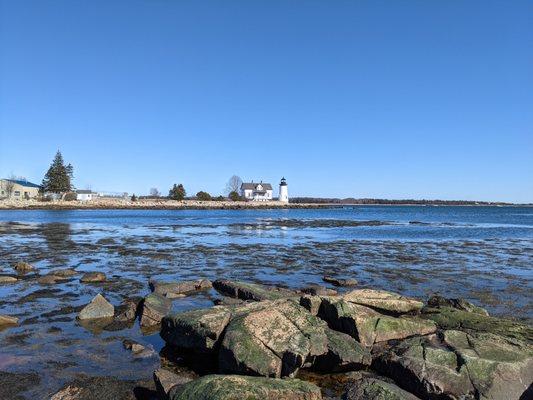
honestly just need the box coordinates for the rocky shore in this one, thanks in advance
[2,270,527,400]
[0,198,331,210]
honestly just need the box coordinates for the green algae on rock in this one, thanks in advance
[373,331,533,400]
[169,374,322,400]
[343,376,421,400]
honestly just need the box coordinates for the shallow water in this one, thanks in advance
[0,206,532,398]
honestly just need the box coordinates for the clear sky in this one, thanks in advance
[1,1,531,202]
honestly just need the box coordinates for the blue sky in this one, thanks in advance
[1,1,531,202]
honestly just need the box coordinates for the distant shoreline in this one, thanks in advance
[0,198,530,211]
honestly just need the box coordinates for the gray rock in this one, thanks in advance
[154,368,193,399]
[80,271,106,283]
[49,268,77,277]
[140,293,171,327]
[373,331,533,400]
[77,294,115,320]
[323,276,358,287]
[300,295,322,316]
[343,289,423,314]
[122,339,145,353]
[301,284,337,296]
[169,374,322,400]
[150,279,212,298]
[213,279,296,301]
[343,376,421,400]
[113,297,142,322]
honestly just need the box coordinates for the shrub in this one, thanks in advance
[63,192,77,201]
[196,191,212,201]
[131,194,137,202]
[169,184,186,201]
[228,191,241,201]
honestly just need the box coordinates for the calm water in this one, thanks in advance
[0,206,532,398]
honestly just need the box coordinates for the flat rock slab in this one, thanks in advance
[319,298,436,347]
[323,276,358,287]
[78,294,115,320]
[344,376,421,400]
[374,331,533,400]
[161,306,232,353]
[170,374,322,400]
[426,295,489,316]
[150,279,212,298]
[343,289,423,315]
[50,376,150,400]
[0,314,19,328]
[140,293,171,327]
[49,268,78,277]
[80,272,106,283]
[421,306,533,343]
[213,279,296,301]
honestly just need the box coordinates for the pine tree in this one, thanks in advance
[41,151,74,194]
[169,183,186,200]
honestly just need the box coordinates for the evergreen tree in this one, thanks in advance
[41,151,74,194]
[169,184,186,200]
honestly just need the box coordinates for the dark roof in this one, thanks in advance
[2,179,41,188]
[241,182,273,191]
[76,190,94,194]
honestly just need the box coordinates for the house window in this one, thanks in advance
[14,191,21,196]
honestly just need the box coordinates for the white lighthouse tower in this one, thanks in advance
[279,177,289,203]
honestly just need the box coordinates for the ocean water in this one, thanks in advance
[0,206,531,397]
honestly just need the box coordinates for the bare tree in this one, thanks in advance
[4,174,16,198]
[225,175,242,195]
[149,188,161,197]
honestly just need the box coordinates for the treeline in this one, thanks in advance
[290,197,516,206]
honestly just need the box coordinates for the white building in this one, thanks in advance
[76,190,96,201]
[279,177,289,203]
[240,181,273,202]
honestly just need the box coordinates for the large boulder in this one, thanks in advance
[169,374,322,400]
[312,328,371,372]
[77,294,114,320]
[140,293,171,327]
[150,279,212,298]
[421,306,533,343]
[213,279,296,301]
[319,298,436,347]
[373,331,533,400]
[161,306,232,353]
[219,300,329,377]
[343,289,423,315]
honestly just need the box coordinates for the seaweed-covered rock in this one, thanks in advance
[13,261,34,273]
[80,271,106,283]
[426,295,489,316]
[300,295,323,316]
[343,376,421,400]
[373,331,533,400]
[343,289,423,315]
[219,300,329,377]
[319,298,435,346]
[150,279,212,298]
[161,306,232,353]
[323,276,358,287]
[421,306,533,343]
[169,374,322,400]
[140,293,171,327]
[313,328,371,372]
[213,279,296,301]
[78,294,114,320]
[0,314,19,328]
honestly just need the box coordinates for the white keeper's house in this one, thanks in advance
[240,181,273,202]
